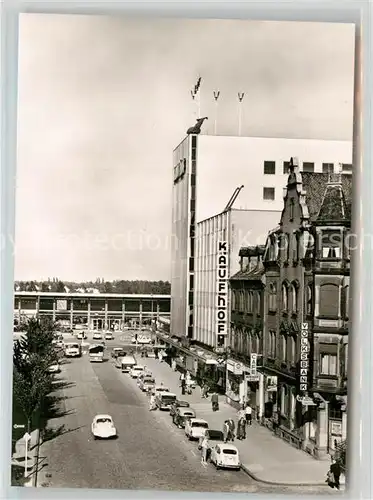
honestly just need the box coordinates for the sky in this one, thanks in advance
[15,15,355,282]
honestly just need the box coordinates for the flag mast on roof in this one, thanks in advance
[213,90,220,135]
[237,92,245,136]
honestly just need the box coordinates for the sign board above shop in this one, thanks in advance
[227,360,243,375]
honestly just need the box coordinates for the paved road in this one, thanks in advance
[37,354,259,492]
[36,339,338,495]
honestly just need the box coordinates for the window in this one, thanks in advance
[239,291,245,311]
[263,187,275,200]
[291,283,298,313]
[342,163,353,173]
[320,353,337,376]
[306,284,313,315]
[319,284,339,317]
[281,233,290,261]
[268,283,277,312]
[322,162,333,174]
[322,246,341,258]
[264,161,276,175]
[289,198,294,221]
[232,291,236,310]
[290,337,296,364]
[247,291,254,313]
[282,335,287,362]
[282,283,288,311]
[344,285,349,319]
[303,162,315,173]
[283,160,291,174]
[268,330,276,357]
[320,231,342,259]
[280,385,289,416]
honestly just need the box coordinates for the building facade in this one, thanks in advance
[14,291,171,330]
[226,160,351,459]
[228,245,266,410]
[194,208,280,350]
[171,134,352,343]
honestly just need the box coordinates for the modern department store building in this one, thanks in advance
[168,133,353,391]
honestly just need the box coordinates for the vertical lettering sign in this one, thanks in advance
[250,353,257,377]
[216,241,228,335]
[300,322,309,392]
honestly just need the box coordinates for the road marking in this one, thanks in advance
[190,450,196,456]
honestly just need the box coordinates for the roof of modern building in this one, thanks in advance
[14,291,171,299]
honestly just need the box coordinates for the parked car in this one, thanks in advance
[93,332,103,340]
[169,400,190,417]
[121,355,137,373]
[129,365,145,378]
[172,407,196,428]
[155,391,177,410]
[185,418,209,440]
[198,429,225,450]
[47,362,61,374]
[146,349,156,358]
[137,372,153,387]
[138,375,156,392]
[210,443,240,470]
[91,415,117,440]
[111,348,126,359]
[154,384,170,394]
[105,332,114,340]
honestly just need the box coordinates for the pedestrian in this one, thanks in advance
[327,459,341,489]
[237,416,246,440]
[201,433,209,463]
[223,420,230,443]
[171,359,177,371]
[181,378,186,395]
[227,418,235,442]
[149,393,156,411]
[245,403,253,426]
[211,392,219,411]
[237,406,245,421]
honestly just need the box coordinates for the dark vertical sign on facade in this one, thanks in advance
[216,241,228,335]
[300,322,309,392]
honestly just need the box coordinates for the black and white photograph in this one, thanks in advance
[11,14,355,495]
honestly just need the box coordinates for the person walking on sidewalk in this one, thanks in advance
[245,403,253,426]
[200,434,209,463]
[237,415,247,440]
[223,421,230,443]
[180,378,186,395]
[327,459,341,489]
[149,393,157,411]
[211,392,219,411]
[226,418,235,442]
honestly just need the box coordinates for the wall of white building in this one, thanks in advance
[194,208,280,348]
[195,135,352,222]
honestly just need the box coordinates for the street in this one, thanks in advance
[35,331,338,494]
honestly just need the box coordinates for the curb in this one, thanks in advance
[240,463,331,488]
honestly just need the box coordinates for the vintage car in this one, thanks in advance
[155,391,177,410]
[92,332,103,340]
[185,418,209,440]
[169,400,190,418]
[105,332,114,340]
[47,362,61,374]
[210,443,240,470]
[138,375,155,392]
[91,415,117,440]
[129,365,145,378]
[111,348,126,359]
[198,429,225,451]
[172,407,196,428]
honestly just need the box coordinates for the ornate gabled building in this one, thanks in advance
[260,159,352,458]
[227,245,266,410]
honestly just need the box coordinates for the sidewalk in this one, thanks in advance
[143,357,335,487]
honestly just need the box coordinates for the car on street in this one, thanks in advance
[111,348,126,359]
[210,443,240,470]
[105,332,114,340]
[121,355,137,373]
[185,418,209,440]
[129,365,145,378]
[64,342,82,358]
[154,384,170,394]
[137,371,153,386]
[198,429,225,451]
[155,391,177,410]
[47,362,61,374]
[131,335,152,345]
[138,375,156,392]
[93,332,103,340]
[146,349,156,358]
[169,400,190,418]
[172,407,196,428]
[91,415,117,440]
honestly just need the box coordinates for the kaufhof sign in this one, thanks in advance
[300,322,309,392]
[216,241,228,336]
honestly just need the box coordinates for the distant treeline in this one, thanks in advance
[14,279,171,295]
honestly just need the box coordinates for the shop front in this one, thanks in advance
[225,359,245,408]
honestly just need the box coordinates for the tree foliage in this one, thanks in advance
[13,317,58,429]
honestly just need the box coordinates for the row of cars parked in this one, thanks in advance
[117,354,241,471]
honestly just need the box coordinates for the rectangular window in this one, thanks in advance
[342,163,352,173]
[264,161,276,175]
[322,163,333,174]
[320,353,337,376]
[283,161,291,174]
[263,187,275,200]
[303,162,315,173]
[322,246,341,258]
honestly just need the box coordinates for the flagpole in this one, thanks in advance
[213,91,220,135]
[238,92,245,136]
